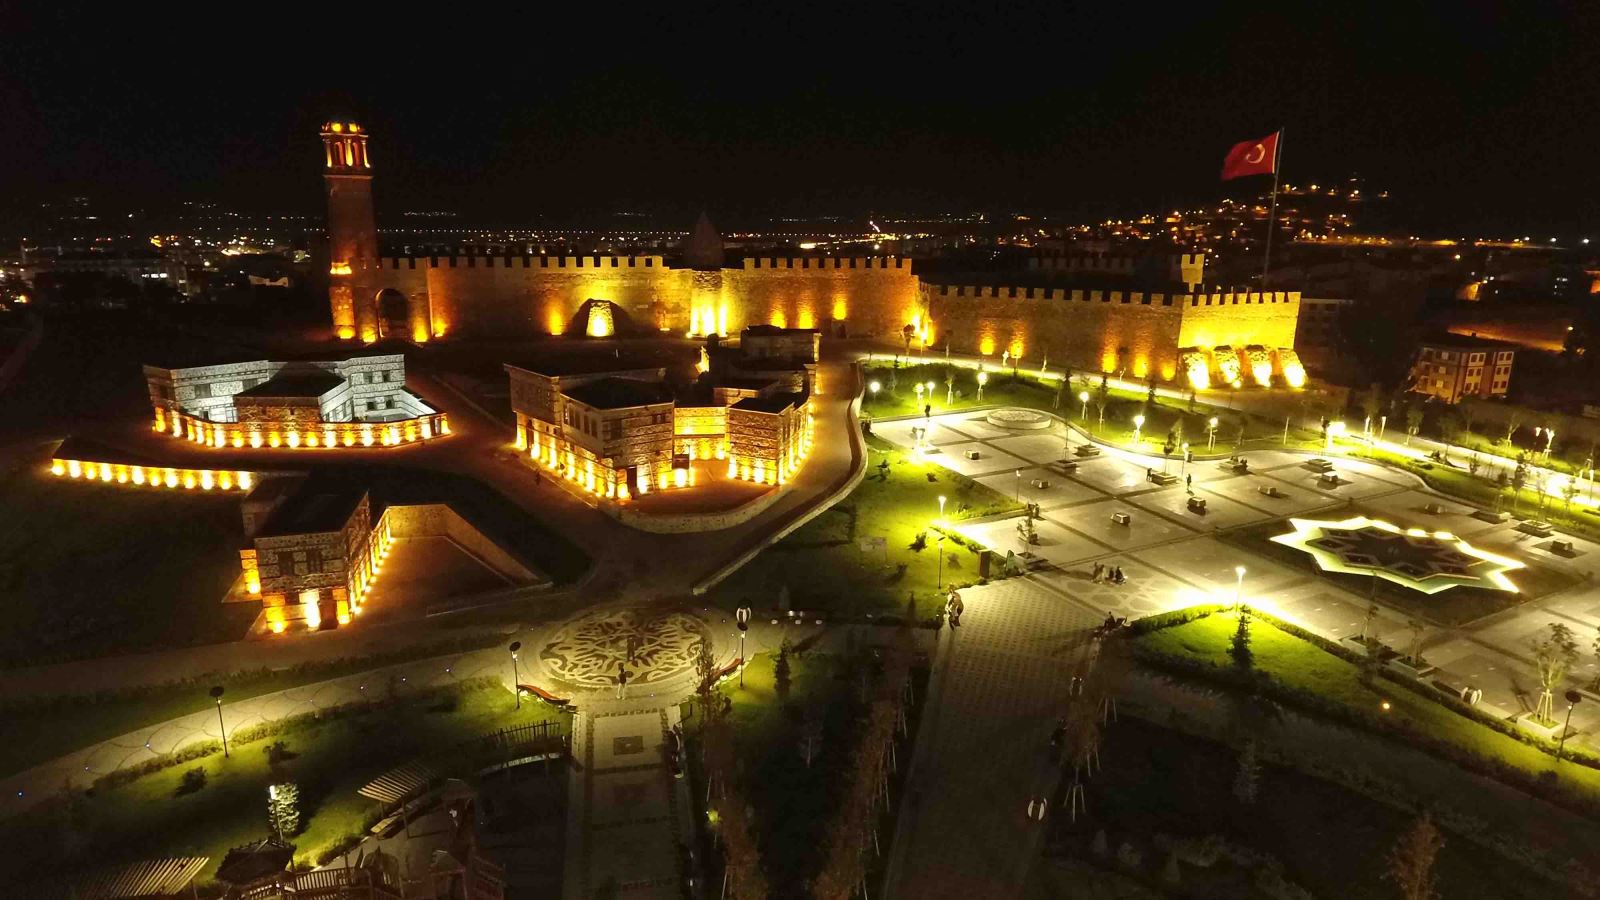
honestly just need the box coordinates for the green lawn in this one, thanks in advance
[699,649,868,891]
[1133,610,1600,805]
[1342,440,1600,545]
[0,680,567,886]
[0,459,252,667]
[709,434,1020,616]
[861,363,1324,460]
[1068,716,1567,899]
[0,630,504,780]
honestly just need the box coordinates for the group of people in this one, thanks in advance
[1090,562,1126,585]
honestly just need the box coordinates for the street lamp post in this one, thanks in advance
[1132,414,1145,446]
[977,370,988,403]
[1180,443,1190,477]
[938,494,947,521]
[209,686,228,758]
[735,606,751,689]
[1015,468,1023,502]
[1559,689,1583,761]
[868,380,880,400]
[1379,415,1388,442]
[914,382,924,408]
[509,641,522,710]
[1078,391,1089,421]
[1207,416,1218,451]
[1234,566,1247,607]
[937,533,946,592]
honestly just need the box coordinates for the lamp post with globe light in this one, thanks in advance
[1234,566,1247,607]
[735,606,751,688]
[209,686,229,758]
[977,370,988,403]
[1207,417,1219,451]
[1559,690,1584,761]
[1079,391,1090,421]
[509,641,522,709]
[1132,414,1145,446]
[938,494,946,521]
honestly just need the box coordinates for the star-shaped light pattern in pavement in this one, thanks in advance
[1271,516,1525,595]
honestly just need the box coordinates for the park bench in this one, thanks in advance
[964,450,982,460]
[1227,457,1250,473]
[1317,472,1340,487]
[1030,478,1050,489]
[1257,484,1283,498]
[1517,521,1555,537]
[1111,511,1131,526]
[1472,509,1509,524]
[1148,471,1179,486]
[1552,540,1576,556]
[1306,458,1334,472]
[1187,496,1207,513]
[1051,460,1079,474]
[521,684,572,710]
[1075,444,1101,458]
[1422,502,1444,515]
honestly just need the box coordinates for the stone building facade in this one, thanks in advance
[143,353,447,449]
[240,487,387,632]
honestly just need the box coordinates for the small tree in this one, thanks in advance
[1405,618,1425,666]
[1232,739,1260,805]
[1361,383,1384,432]
[1230,607,1253,670]
[799,706,823,767]
[268,782,301,839]
[1436,408,1464,464]
[1385,812,1444,900]
[1094,379,1110,429]
[1510,455,1529,514]
[1405,406,1424,446]
[1562,474,1580,512]
[1503,410,1524,446]
[1530,622,1579,724]
[774,638,793,704]
[1591,627,1600,692]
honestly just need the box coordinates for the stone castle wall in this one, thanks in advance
[365,255,918,343]
[921,284,1299,380]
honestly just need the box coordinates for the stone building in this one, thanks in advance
[318,123,1304,384]
[239,484,387,632]
[143,353,447,449]
[506,326,816,500]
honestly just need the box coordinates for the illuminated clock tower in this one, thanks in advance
[321,121,380,341]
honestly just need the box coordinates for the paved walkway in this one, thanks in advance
[874,406,1600,896]
[883,407,1600,753]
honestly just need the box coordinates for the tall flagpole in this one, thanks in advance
[1262,128,1283,283]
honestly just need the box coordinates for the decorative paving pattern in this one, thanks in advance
[540,609,710,690]
[1272,515,1524,594]
[986,407,1052,430]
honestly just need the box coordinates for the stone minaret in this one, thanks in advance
[321,121,380,341]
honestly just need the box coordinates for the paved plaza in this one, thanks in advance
[881,408,1600,774]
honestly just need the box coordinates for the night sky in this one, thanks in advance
[2,2,1596,233]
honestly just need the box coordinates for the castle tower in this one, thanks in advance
[321,121,380,341]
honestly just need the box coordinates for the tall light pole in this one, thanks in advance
[914,381,925,408]
[509,641,522,709]
[735,606,751,689]
[977,370,988,403]
[868,380,880,401]
[1379,415,1388,442]
[1207,416,1219,451]
[1180,442,1190,477]
[1078,390,1089,421]
[937,533,946,593]
[1132,414,1145,446]
[209,685,228,758]
[1234,566,1247,607]
[1015,468,1023,501]
[938,494,947,521]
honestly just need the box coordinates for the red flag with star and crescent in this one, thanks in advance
[1221,131,1279,180]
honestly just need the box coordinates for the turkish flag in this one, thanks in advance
[1221,131,1279,180]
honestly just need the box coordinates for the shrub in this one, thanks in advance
[175,766,206,796]
[1128,605,1224,635]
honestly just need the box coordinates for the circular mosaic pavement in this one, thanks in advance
[986,407,1052,431]
[539,608,711,690]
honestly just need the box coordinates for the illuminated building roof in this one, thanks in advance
[237,371,347,399]
[1271,516,1524,594]
[563,377,673,410]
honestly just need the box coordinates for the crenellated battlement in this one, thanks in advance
[741,256,912,271]
[379,254,667,270]
[923,283,1296,308]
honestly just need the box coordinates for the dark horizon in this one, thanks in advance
[4,2,1597,236]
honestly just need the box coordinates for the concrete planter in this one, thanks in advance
[1386,657,1435,680]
